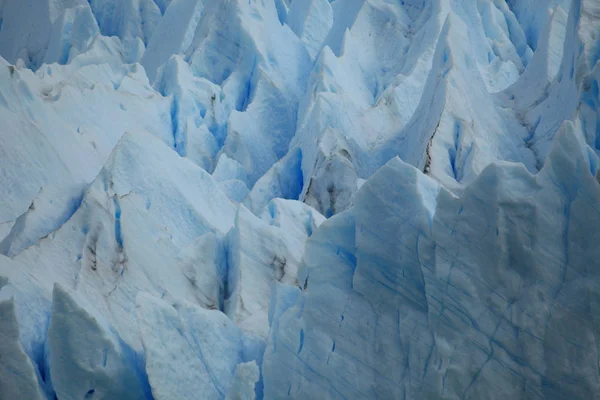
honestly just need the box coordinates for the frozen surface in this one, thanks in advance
[263,124,600,399]
[0,295,45,400]
[226,361,260,400]
[225,200,324,338]
[47,284,150,400]
[0,51,172,256]
[0,0,599,398]
[136,293,261,399]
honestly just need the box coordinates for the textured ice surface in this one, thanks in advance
[0,294,45,400]
[47,284,150,400]
[263,123,600,399]
[136,293,261,399]
[225,200,324,338]
[226,361,260,400]
[0,0,599,398]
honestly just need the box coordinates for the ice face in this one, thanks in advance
[0,0,599,399]
[225,361,260,400]
[47,284,151,400]
[263,124,600,399]
[225,200,324,338]
[136,293,259,399]
[0,295,45,400]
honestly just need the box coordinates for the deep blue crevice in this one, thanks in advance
[274,0,287,25]
[61,192,85,227]
[170,96,186,156]
[219,239,230,313]
[194,99,207,120]
[102,348,108,367]
[305,212,315,237]
[113,197,123,248]
[587,148,598,177]
[115,335,154,400]
[448,120,461,180]
[524,116,541,144]
[153,0,168,15]
[38,322,56,399]
[59,22,74,65]
[238,57,257,112]
[581,79,598,109]
[298,329,305,354]
[336,247,357,279]
[254,374,265,400]
[442,49,449,64]
[87,0,119,39]
[28,307,55,399]
[595,115,600,152]
[295,150,304,200]
[268,202,276,219]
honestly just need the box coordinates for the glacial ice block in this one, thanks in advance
[136,293,262,400]
[0,295,45,400]
[47,283,150,400]
[264,123,600,399]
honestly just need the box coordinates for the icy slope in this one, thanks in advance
[0,0,599,399]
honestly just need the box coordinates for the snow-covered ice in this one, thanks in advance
[0,0,599,398]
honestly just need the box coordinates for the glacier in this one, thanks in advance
[0,0,599,399]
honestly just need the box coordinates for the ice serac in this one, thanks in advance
[263,157,438,399]
[43,4,100,65]
[506,0,571,51]
[501,0,583,168]
[136,293,262,400]
[0,0,86,68]
[226,361,260,400]
[47,283,149,400]
[422,122,600,399]
[289,0,550,214]
[303,128,359,217]
[141,0,205,82]
[244,148,304,215]
[178,232,228,311]
[290,0,441,215]
[0,262,53,398]
[286,0,333,59]
[186,0,311,187]
[0,0,163,68]
[0,51,172,255]
[0,295,45,400]
[263,123,600,399]
[154,55,221,170]
[226,200,324,338]
[8,130,235,352]
[88,0,162,46]
[375,2,541,193]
